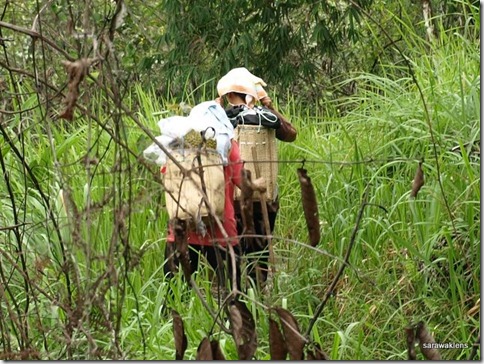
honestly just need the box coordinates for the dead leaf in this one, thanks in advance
[269,317,287,360]
[173,219,191,281]
[275,307,305,360]
[416,321,441,360]
[196,337,213,360]
[195,337,225,360]
[410,161,424,198]
[297,168,320,247]
[171,310,187,360]
[59,58,92,121]
[405,325,417,360]
[210,339,226,360]
[229,300,257,360]
[467,298,480,316]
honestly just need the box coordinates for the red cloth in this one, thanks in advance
[167,139,243,246]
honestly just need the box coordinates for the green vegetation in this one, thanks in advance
[0,0,480,360]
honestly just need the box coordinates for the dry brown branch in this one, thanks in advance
[0,21,74,61]
[0,247,69,312]
[0,223,29,231]
[305,185,371,338]
[468,333,480,360]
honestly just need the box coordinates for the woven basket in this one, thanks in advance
[163,149,225,221]
[234,125,278,201]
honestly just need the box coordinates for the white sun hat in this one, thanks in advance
[217,67,267,100]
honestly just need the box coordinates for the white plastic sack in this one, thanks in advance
[142,102,234,166]
[189,101,233,164]
[143,116,190,166]
[157,115,192,139]
[142,135,173,165]
[189,101,234,139]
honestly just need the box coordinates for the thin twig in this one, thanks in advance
[0,21,74,61]
[304,185,371,337]
[189,276,232,335]
[468,333,480,360]
[0,223,29,231]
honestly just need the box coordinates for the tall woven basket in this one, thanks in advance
[234,125,278,201]
[163,149,225,221]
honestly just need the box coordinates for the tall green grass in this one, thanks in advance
[270,18,480,360]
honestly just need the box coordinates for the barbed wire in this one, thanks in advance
[239,157,423,166]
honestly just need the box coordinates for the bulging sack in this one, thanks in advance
[163,149,225,221]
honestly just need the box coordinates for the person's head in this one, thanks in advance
[217,67,262,107]
[225,91,255,107]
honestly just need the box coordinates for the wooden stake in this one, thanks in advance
[251,146,276,274]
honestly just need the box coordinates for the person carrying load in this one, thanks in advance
[216,67,297,286]
[143,101,244,290]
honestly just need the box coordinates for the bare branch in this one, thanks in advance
[0,21,74,61]
[305,185,371,337]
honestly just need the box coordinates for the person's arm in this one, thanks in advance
[271,107,297,142]
[261,97,297,142]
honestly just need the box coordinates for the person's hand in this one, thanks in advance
[255,83,268,102]
[260,96,272,108]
